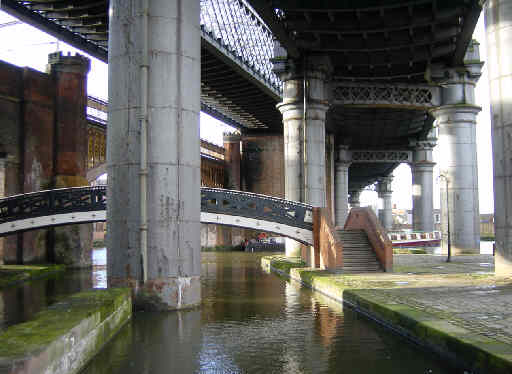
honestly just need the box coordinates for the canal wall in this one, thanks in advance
[262,256,512,374]
[0,288,131,374]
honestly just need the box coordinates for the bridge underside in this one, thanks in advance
[249,0,481,189]
[328,106,435,189]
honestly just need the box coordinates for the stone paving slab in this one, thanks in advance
[263,254,512,374]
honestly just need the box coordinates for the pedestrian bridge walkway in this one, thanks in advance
[0,187,314,245]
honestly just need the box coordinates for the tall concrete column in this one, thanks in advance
[348,190,361,208]
[108,0,201,309]
[276,58,330,257]
[485,0,512,274]
[377,177,393,231]
[335,145,351,227]
[411,141,436,232]
[430,42,483,254]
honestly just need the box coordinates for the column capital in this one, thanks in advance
[411,139,436,151]
[274,54,333,83]
[336,144,351,167]
[377,176,393,196]
[427,41,484,107]
[427,41,484,85]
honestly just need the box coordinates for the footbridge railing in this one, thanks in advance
[0,187,313,244]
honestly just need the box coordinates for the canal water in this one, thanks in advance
[80,251,453,374]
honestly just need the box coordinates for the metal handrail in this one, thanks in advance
[1,187,313,231]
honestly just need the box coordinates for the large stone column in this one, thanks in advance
[223,133,242,247]
[377,177,393,231]
[411,141,436,232]
[223,133,241,190]
[485,0,512,274]
[335,145,351,227]
[430,43,483,254]
[108,0,201,309]
[48,52,93,268]
[276,58,330,257]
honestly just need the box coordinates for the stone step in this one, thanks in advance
[338,229,383,273]
[343,261,381,267]
[344,255,379,261]
[343,248,374,253]
[338,234,368,239]
[343,263,380,270]
[345,263,380,267]
[343,268,382,273]
[343,264,381,270]
[342,238,371,242]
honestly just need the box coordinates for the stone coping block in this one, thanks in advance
[262,255,512,374]
[0,264,66,289]
[0,288,131,374]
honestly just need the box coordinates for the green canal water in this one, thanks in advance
[80,251,453,374]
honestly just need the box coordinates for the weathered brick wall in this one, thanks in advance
[0,55,92,266]
[241,134,284,198]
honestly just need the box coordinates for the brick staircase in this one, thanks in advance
[338,230,382,273]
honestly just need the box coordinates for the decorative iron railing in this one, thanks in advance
[201,188,313,230]
[0,187,313,232]
[200,0,280,92]
[0,186,106,225]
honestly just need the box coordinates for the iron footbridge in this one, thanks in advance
[0,187,313,245]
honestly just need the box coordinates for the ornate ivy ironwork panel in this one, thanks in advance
[200,0,281,93]
[87,126,107,170]
[350,150,413,163]
[331,83,440,109]
[201,188,313,230]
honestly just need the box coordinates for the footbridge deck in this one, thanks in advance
[0,187,314,245]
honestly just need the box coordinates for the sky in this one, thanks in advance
[0,10,494,213]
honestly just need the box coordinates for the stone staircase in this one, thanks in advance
[338,230,383,273]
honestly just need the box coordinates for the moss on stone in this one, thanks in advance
[0,264,66,289]
[201,245,241,252]
[261,255,305,275]
[0,288,131,360]
[393,248,427,254]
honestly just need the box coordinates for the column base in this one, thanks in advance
[440,244,480,255]
[110,276,201,311]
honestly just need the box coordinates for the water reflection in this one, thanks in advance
[92,247,106,288]
[81,252,452,374]
[0,269,92,330]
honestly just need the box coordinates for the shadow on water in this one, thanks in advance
[0,247,108,330]
[80,252,454,374]
[0,268,92,330]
